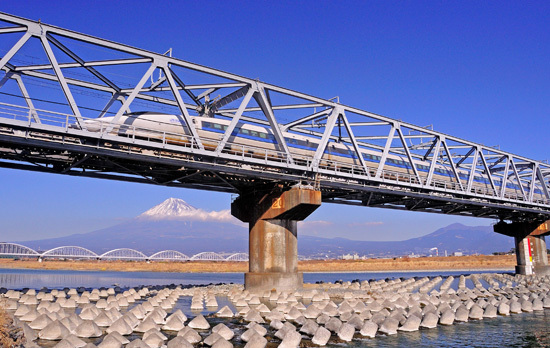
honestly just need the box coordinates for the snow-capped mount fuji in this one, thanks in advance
[137,197,237,223]
[139,198,198,218]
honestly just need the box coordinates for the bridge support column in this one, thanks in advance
[494,221,550,276]
[530,235,549,275]
[232,187,321,292]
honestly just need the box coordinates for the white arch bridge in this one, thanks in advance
[0,243,250,262]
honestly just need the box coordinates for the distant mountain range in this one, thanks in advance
[15,198,513,257]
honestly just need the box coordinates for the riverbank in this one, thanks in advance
[0,306,23,347]
[0,255,515,273]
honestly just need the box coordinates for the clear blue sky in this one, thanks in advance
[0,1,549,242]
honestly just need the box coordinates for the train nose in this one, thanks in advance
[82,119,103,132]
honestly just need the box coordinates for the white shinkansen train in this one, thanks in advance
[82,112,543,201]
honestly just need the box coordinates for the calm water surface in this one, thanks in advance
[1,268,549,347]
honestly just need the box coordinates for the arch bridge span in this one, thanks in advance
[0,243,250,261]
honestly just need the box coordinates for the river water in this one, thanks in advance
[1,268,549,347]
[0,268,506,290]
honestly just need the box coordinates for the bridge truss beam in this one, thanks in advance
[0,12,548,223]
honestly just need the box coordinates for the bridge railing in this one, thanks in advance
[0,103,75,129]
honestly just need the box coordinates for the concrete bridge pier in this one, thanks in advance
[494,221,550,276]
[232,186,321,292]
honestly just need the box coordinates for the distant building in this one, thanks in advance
[453,252,463,256]
[342,253,368,260]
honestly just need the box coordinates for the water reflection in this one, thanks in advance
[0,268,243,289]
[0,269,504,290]
[0,268,509,290]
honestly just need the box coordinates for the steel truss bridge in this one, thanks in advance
[0,12,549,223]
[0,242,250,261]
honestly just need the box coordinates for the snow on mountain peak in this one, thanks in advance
[138,197,242,225]
[140,198,198,218]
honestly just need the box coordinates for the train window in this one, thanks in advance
[213,123,222,129]
[241,129,249,135]
[202,121,211,128]
[259,132,267,139]
[250,131,259,137]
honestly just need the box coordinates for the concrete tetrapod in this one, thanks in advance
[398,315,421,332]
[496,301,509,316]
[279,330,302,348]
[103,331,130,345]
[216,306,233,318]
[269,319,284,330]
[177,327,202,344]
[359,320,378,338]
[106,317,133,335]
[29,314,52,330]
[532,299,544,311]
[324,317,342,333]
[520,299,533,312]
[212,323,235,341]
[143,328,167,341]
[126,339,149,348]
[38,321,70,340]
[246,322,267,336]
[378,317,399,335]
[142,331,166,348]
[311,326,331,346]
[275,323,296,340]
[97,335,123,348]
[419,312,439,329]
[337,323,355,342]
[468,305,484,320]
[347,314,364,330]
[510,301,522,314]
[188,314,210,330]
[212,338,234,348]
[58,334,87,348]
[439,310,455,326]
[243,333,267,348]
[166,336,193,348]
[134,317,158,333]
[162,315,185,331]
[300,319,319,336]
[241,328,261,342]
[483,304,498,318]
[75,320,102,338]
